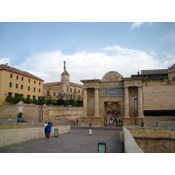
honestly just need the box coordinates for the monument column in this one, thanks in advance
[94,88,99,117]
[83,88,87,117]
[137,86,144,118]
[123,87,130,118]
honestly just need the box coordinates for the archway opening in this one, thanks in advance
[104,101,122,127]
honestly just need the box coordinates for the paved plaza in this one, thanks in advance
[0,127,123,153]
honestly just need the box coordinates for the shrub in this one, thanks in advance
[17,112,23,118]
[64,100,70,106]
[56,99,64,106]
[69,99,75,106]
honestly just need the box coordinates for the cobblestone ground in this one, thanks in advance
[0,128,123,153]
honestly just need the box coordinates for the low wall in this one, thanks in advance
[123,127,144,153]
[158,121,175,128]
[0,104,39,121]
[127,127,175,153]
[43,106,83,121]
[0,125,70,148]
[0,123,43,130]
[0,105,83,122]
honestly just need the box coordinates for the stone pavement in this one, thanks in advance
[0,127,123,153]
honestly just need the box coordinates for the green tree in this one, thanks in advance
[5,95,14,104]
[33,98,39,105]
[52,99,57,106]
[64,100,70,106]
[56,99,64,106]
[23,98,32,104]
[69,99,75,106]
[73,101,79,106]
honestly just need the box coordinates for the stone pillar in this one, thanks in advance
[123,87,130,118]
[94,88,99,117]
[137,86,144,118]
[83,88,87,117]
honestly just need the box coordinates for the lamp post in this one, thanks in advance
[134,96,137,125]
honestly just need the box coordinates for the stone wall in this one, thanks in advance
[0,125,70,148]
[0,123,43,130]
[0,104,39,121]
[157,120,175,128]
[43,106,83,122]
[143,86,175,110]
[127,127,175,153]
[0,105,83,122]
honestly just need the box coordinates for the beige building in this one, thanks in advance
[80,63,175,126]
[43,67,83,101]
[0,63,44,105]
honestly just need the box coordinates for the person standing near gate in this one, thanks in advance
[46,121,53,140]
[89,123,93,136]
[43,121,47,137]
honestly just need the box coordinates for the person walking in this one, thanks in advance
[106,120,109,127]
[46,122,53,140]
[43,121,47,137]
[89,123,93,136]
[116,118,118,126]
[76,118,78,125]
[119,119,121,125]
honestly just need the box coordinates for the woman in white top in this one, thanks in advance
[43,121,47,137]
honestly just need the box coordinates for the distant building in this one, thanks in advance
[131,63,175,116]
[43,62,83,101]
[131,63,175,83]
[0,63,44,105]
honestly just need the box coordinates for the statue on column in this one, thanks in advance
[58,61,71,100]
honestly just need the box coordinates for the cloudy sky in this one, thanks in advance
[0,22,175,84]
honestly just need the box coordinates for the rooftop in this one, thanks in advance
[0,64,44,81]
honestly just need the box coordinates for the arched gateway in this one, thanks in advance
[80,71,144,126]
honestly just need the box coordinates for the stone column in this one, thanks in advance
[83,88,87,117]
[137,86,144,118]
[94,88,99,117]
[123,87,130,118]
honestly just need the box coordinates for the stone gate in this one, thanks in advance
[80,71,144,126]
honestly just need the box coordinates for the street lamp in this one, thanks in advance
[134,96,137,125]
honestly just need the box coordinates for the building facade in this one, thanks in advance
[80,63,175,126]
[43,64,83,101]
[0,64,44,105]
[131,63,175,116]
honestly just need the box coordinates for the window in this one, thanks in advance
[28,86,30,91]
[39,88,40,93]
[21,85,23,89]
[47,92,49,96]
[78,95,80,100]
[16,75,18,80]
[54,92,55,96]
[74,88,76,92]
[21,77,23,81]
[39,82,41,85]
[70,88,72,92]
[8,92,12,96]
[9,82,12,87]
[27,95,30,98]
[33,87,36,92]
[10,74,12,78]
[78,90,80,93]
[15,93,19,98]
[34,80,36,84]
[20,94,23,97]
[33,96,35,100]
[28,79,30,82]
[16,84,18,88]
[70,94,72,99]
